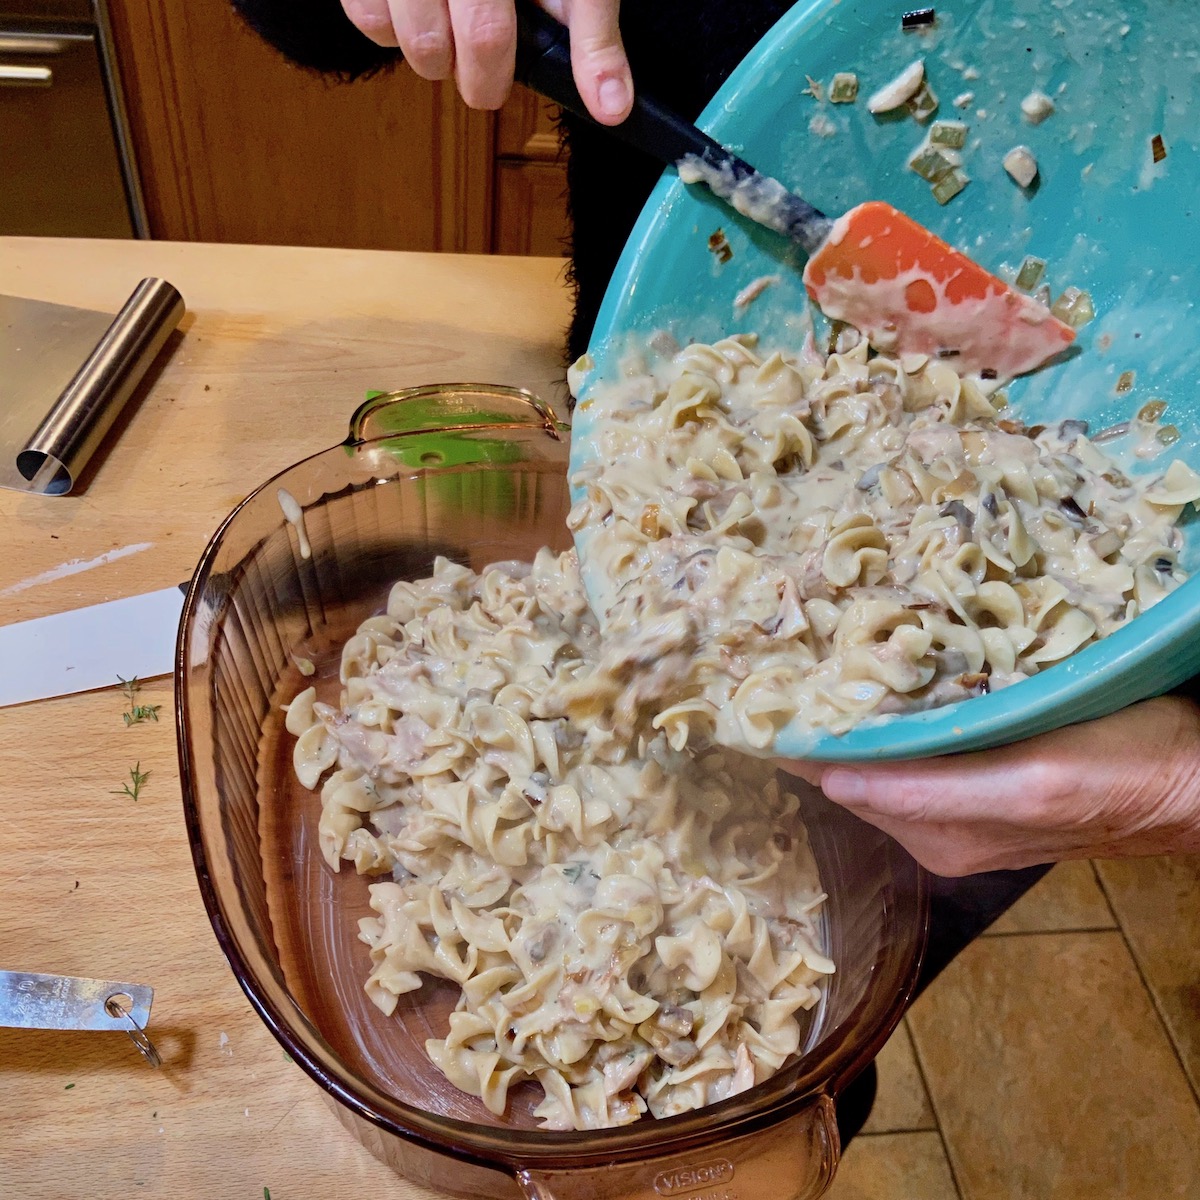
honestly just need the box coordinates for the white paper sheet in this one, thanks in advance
[0,587,185,707]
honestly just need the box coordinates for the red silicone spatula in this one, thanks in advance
[515,3,1075,380]
[801,202,1075,380]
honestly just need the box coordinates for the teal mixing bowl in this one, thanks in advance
[570,0,1200,760]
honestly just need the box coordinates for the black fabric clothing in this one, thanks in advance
[919,863,1053,992]
[553,2,797,358]
[231,0,397,77]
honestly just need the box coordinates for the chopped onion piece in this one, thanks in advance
[930,120,968,148]
[931,168,969,205]
[1138,399,1168,423]
[867,59,925,113]
[1003,144,1039,188]
[908,142,957,182]
[1020,90,1055,124]
[1014,256,1046,292]
[1050,287,1095,328]
[1090,530,1123,560]
[953,90,975,108]
[907,80,939,122]
[733,274,781,311]
[829,72,859,103]
[1157,424,1181,447]
[1092,421,1130,445]
[1116,370,1136,394]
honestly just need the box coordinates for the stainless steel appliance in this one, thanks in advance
[0,0,146,237]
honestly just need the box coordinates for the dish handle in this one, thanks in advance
[346,382,566,444]
[515,1093,839,1200]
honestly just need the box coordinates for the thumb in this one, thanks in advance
[774,758,825,789]
[561,0,632,124]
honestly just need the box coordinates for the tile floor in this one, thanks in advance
[825,856,1200,1200]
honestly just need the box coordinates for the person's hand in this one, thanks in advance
[341,0,632,123]
[781,697,1200,876]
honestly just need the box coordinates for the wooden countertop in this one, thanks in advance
[0,237,573,1199]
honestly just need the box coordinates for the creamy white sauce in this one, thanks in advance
[277,487,312,560]
[675,155,831,252]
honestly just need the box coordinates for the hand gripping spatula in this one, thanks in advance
[514,2,1074,380]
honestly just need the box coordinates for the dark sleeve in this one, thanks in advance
[231,0,400,78]
[561,0,797,359]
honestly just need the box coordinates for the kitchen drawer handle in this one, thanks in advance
[0,34,75,54]
[0,63,52,86]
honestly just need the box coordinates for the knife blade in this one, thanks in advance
[0,586,184,708]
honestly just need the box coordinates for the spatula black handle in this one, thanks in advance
[512,0,829,250]
[514,1,727,166]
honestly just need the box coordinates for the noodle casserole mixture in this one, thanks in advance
[288,331,1198,1129]
[287,550,831,1130]
[568,334,1200,751]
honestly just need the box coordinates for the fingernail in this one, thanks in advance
[597,75,629,118]
[823,768,867,804]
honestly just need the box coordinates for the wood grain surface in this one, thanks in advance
[0,237,572,1199]
[105,0,495,252]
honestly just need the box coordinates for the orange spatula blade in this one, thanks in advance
[802,201,1075,380]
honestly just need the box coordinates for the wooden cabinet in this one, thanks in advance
[106,1,568,256]
[493,162,571,256]
[493,87,570,256]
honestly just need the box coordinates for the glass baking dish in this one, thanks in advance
[177,385,929,1200]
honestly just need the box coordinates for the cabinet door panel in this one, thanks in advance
[107,0,493,251]
[493,161,569,257]
[495,84,562,161]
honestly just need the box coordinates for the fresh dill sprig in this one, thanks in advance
[111,762,150,802]
[123,704,162,727]
[117,675,162,726]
